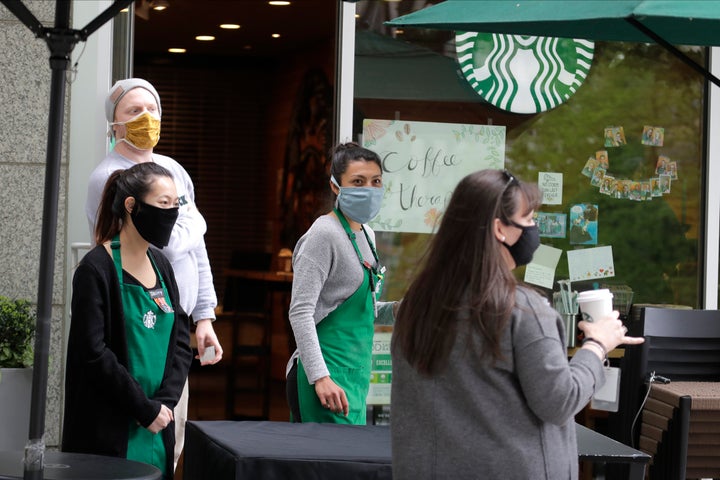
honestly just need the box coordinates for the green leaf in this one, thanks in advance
[0,296,36,368]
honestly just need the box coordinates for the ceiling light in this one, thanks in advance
[395,29,405,35]
[271,33,281,38]
[220,24,241,30]
[268,1,291,5]
[168,48,186,53]
[195,35,215,41]
[150,0,169,11]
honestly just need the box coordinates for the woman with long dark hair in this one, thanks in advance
[63,162,192,478]
[391,169,643,479]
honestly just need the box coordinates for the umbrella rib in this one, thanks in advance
[625,17,720,88]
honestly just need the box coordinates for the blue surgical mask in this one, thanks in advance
[331,176,384,224]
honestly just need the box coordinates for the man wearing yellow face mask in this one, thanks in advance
[85,78,224,472]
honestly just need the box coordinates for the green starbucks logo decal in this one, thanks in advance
[456,32,594,113]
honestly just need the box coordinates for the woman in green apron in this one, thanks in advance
[286,143,398,424]
[63,162,192,478]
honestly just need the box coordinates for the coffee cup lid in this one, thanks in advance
[577,289,613,301]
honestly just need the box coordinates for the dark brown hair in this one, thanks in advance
[328,142,382,182]
[392,169,541,375]
[94,162,174,245]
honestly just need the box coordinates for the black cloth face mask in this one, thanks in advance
[130,200,179,248]
[503,222,540,267]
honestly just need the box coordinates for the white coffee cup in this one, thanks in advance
[577,289,613,323]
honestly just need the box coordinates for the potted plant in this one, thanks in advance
[0,296,35,450]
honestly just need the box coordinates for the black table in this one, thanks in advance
[185,420,649,480]
[185,421,392,480]
[576,423,650,480]
[0,451,161,480]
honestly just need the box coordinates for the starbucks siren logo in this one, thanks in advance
[143,310,156,329]
[456,32,594,113]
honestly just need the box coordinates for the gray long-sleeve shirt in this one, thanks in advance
[286,213,394,383]
[391,286,604,480]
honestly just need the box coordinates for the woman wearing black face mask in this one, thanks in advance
[63,162,192,479]
[390,169,644,480]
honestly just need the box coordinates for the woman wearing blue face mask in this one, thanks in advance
[286,142,398,424]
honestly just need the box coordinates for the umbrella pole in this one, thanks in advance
[0,0,134,477]
[24,3,72,478]
[626,17,720,89]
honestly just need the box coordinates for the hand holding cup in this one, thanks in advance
[577,289,644,354]
[578,310,645,355]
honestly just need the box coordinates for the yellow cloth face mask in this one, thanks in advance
[114,112,161,150]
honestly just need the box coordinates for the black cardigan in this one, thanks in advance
[62,245,192,475]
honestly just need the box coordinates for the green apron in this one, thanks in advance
[296,210,384,424]
[111,238,174,477]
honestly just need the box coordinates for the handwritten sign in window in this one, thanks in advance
[539,172,563,205]
[363,119,506,233]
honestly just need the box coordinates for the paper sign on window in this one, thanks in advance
[363,119,506,234]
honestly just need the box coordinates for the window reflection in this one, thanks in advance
[354,2,705,307]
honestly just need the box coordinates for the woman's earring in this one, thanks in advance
[501,236,506,242]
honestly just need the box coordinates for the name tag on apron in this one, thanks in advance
[149,288,174,313]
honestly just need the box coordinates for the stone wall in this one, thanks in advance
[0,1,69,448]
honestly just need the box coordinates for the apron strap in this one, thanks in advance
[110,235,168,291]
[110,235,124,287]
[334,209,385,316]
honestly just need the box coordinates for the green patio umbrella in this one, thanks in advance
[386,0,720,87]
[354,30,483,102]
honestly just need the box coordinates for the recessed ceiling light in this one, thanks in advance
[220,24,241,30]
[269,1,291,6]
[150,0,169,10]
[271,33,281,39]
[168,48,186,53]
[195,35,215,41]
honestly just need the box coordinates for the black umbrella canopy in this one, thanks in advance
[387,0,720,86]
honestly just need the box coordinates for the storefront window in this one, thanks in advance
[353,1,706,308]
[112,4,133,81]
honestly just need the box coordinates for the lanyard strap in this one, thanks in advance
[334,209,385,317]
[334,208,380,268]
